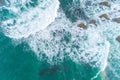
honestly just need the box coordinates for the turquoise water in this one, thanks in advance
[0,0,120,80]
[0,33,101,80]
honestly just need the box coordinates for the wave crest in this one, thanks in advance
[0,0,59,39]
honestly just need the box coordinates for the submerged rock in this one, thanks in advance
[77,23,87,29]
[39,65,64,76]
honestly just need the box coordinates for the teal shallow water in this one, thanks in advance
[0,34,40,80]
[0,33,102,80]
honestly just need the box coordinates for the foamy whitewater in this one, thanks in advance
[27,11,110,71]
[0,0,59,39]
[0,0,120,80]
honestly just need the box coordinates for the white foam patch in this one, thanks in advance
[27,11,110,71]
[1,0,59,39]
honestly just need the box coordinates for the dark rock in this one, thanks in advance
[99,14,110,20]
[77,23,87,29]
[116,36,120,42]
[89,20,97,26]
[99,1,111,7]
[112,17,120,23]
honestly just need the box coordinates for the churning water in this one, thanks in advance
[0,0,120,80]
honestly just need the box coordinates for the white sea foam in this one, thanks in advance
[1,0,120,79]
[27,11,110,71]
[0,0,59,39]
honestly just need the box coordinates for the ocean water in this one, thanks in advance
[0,0,120,80]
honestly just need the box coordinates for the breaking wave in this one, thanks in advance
[0,0,59,39]
[27,11,110,72]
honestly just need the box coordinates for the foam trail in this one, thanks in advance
[91,71,101,80]
[0,0,59,39]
